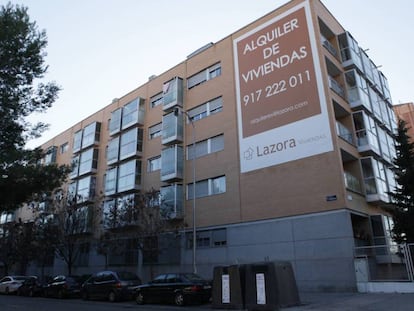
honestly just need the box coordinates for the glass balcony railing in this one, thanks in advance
[329,76,345,98]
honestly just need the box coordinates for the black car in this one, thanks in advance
[43,275,81,298]
[134,273,212,306]
[81,271,141,302]
[16,276,44,297]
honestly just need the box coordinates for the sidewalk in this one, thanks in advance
[283,292,414,311]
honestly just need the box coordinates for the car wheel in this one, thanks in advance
[108,291,117,302]
[135,291,145,305]
[174,292,185,306]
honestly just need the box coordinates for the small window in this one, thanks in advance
[150,92,163,108]
[187,97,222,122]
[60,142,69,154]
[148,156,161,172]
[149,123,162,139]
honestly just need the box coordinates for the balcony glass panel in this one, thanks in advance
[120,128,143,160]
[69,155,80,179]
[162,111,183,145]
[78,148,98,176]
[104,167,117,196]
[82,122,101,149]
[160,184,183,219]
[336,121,354,144]
[162,77,183,110]
[76,176,96,203]
[328,76,345,98]
[344,171,362,193]
[161,145,183,181]
[107,137,119,165]
[109,108,122,135]
[73,130,82,153]
[122,98,144,130]
[353,111,380,154]
[338,32,363,71]
[345,70,371,110]
[117,159,141,193]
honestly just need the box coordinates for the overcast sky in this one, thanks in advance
[3,0,413,148]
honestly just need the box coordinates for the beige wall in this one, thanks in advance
[36,0,386,232]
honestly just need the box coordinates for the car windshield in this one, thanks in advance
[117,272,139,280]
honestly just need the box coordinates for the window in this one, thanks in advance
[120,128,143,160]
[187,134,224,160]
[150,92,163,108]
[104,167,117,195]
[44,146,57,164]
[187,97,222,122]
[187,63,221,89]
[76,176,96,203]
[162,77,183,110]
[161,145,183,182]
[82,122,101,149]
[148,156,161,172]
[78,148,99,176]
[69,155,80,179]
[187,176,226,199]
[60,142,69,154]
[122,98,144,130]
[117,159,141,193]
[149,123,162,139]
[109,108,122,135]
[162,110,183,144]
[186,228,226,248]
[106,137,119,165]
[73,130,82,153]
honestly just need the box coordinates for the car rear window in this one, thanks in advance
[117,272,139,281]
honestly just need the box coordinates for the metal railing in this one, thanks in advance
[354,243,414,282]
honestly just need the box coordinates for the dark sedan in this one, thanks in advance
[16,276,44,297]
[134,273,212,306]
[43,275,81,298]
[81,271,141,302]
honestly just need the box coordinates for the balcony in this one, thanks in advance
[321,35,338,58]
[336,121,354,145]
[160,184,183,220]
[344,171,362,193]
[328,76,346,98]
[162,111,183,145]
[163,77,183,111]
[161,145,183,182]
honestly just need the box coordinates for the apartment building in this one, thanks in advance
[13,0,398,291]
[394,102,414,141]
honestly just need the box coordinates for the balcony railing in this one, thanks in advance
[329,76,345,98]
[344,171,362,193]
[321,35,338,58]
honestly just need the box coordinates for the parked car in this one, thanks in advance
[81,270,141,302]
[0,276,30,294]
[43,275,81,298]
[17,276,44,297]
[134,273,212,306]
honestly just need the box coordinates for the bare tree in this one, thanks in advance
[98,189,184,278]
[31,190,96,275]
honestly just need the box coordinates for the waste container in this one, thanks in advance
[273,261,300,307]
[212,265,246,309]
[244,262,279,311]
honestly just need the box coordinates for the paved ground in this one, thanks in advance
[281,292,414,311]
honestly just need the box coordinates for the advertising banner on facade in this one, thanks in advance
[234,1,333,173]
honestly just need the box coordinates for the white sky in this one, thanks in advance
[2,0,413,148]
